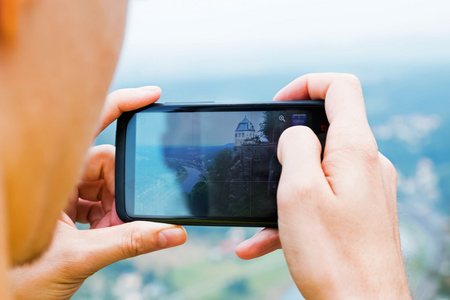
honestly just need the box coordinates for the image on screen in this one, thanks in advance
[129,110,310,219]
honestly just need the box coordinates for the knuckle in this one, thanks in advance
[329,73,364,99]
[122,227,146,258]
[331,132,379,165]
[96,144,116,158]
[277,177,318,210]
[380,153,397,181]
[101,143,116,154]
[87,144,115,160]
[339,73,362,90]
[360,137,379,165]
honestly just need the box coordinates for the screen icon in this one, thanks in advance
[292,114,307,126]
[279,115,286,122]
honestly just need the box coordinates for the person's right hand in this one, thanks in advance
[236,73,411,299]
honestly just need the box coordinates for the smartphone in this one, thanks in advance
[115,101,328,227]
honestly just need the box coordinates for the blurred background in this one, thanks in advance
[75,0,450,299]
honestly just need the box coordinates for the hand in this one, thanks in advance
[236,74,411,299]
[8,86,187,300]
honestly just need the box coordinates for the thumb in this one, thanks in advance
[277,126,324,185]
[276,126,328,216]
[275,126,332,277]
[80,221,187,273]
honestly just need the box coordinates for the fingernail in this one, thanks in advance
[158,227,186,248]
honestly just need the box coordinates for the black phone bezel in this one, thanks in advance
[115,100,328,227]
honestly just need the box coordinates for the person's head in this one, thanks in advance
[0,0,128,265]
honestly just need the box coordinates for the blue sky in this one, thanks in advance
[136,111,265,146]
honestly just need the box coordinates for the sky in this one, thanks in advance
[136,111,265,146]
[112,0,450,83]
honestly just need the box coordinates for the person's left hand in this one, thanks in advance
[8,86,188,300]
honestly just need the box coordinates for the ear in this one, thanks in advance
[0,0,18,43]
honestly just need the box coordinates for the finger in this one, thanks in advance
[276,126,333,221]
[277,125,330,201]
[79,145,115,199]
[110,200,125,226]
[72,145,115,224]
[75,198,117,229]
[77,180,104,201]
[274,73,378,190]
[97,86,161,135]
[273,73,368,128]
[64,187,81,222]
[275,127,334,272]
[273,73,373,146]
[74,199,105,226]
[80,222,187,273]
[235,228,281,260]
[65,145,115,222]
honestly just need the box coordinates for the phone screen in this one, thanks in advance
[120,103,327,225]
